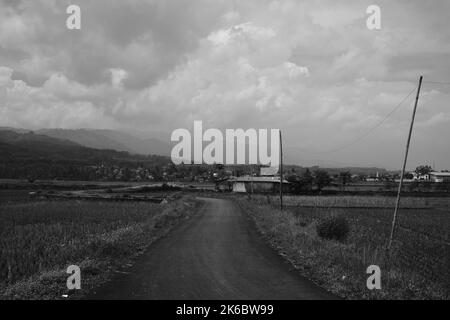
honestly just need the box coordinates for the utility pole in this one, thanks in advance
[388,76,423,250]
[250,165,254,196]
[279,130,283,211]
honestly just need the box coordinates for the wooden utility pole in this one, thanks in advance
[250,165,254,196]
[279,130,283,211]
[388,76,423,250]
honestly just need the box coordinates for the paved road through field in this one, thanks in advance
[89,197,336,299]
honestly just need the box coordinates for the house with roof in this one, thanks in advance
[228,176,290,193]
[216,165,289,193]
[430,172,450,183]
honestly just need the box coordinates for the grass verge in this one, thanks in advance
[0,195,201,299]
[237,197,449,300]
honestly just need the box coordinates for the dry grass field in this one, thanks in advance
[239,195,450,299]
[0,190,199,299]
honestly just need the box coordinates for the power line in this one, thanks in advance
[423,80,450,85]
[310,87,417,154]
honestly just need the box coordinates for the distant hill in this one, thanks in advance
[1,128,390,173]
[0,130,79,146]
[0,130,169,163]
[36,129,133,153]
[0,129,172,180]
[0,126,37,134]
[321,167,389,176]
[88,129,171,156]
[36,128,171,156]
[0,140,36,159]
[284,164,389,176]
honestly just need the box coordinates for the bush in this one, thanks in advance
[316,215,350,242]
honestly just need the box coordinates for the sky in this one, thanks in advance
[0,0,450,169]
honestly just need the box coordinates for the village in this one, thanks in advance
[77,162,450,195]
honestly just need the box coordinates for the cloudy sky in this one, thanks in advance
[1,0,450,169]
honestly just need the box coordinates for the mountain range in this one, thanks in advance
[0,127,390,175]
[0,129,152,163]
[0,127,171,156]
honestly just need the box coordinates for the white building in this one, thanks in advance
[430,172,450,183]
[230,176,289,193]
[413,172,430,181]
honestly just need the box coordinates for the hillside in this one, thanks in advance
[36,128,171,156]
[0,130,171,162]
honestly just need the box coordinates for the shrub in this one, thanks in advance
[316,215,350,242]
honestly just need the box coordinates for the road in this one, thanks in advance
[89,197,336,299]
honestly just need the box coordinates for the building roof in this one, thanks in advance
[430,172,450,177]
[230,176,289,183]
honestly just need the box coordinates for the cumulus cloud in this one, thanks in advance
[0,66,116,129]
[110,68,128,89]
[1,0,450,168]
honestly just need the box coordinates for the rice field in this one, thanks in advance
[0,191,196,297]
[240,195,450,299]
[281,194,450,209]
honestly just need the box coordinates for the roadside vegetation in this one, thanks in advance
[238,195,449,300]
[0,192,200,299]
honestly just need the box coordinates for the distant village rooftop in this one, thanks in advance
[229,176,289,183]
[430,171,450,177]
[224,176,289,193]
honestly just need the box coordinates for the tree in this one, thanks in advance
[404,172,414,180]
[313,169,331,192]
[152,165,163,180]
[287,174,301,194]
[357,174,366,182]
[301,168,314,191]
[339,171,352,189]
[415,165,432,176]
[287,169,314,194]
